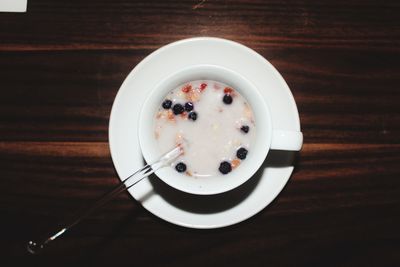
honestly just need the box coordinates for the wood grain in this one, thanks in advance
[0,0,399,266]
[0,0,399,51]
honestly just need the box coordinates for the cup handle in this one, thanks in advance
[271,129,303,151]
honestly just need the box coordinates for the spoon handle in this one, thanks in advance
[27,146,182,254]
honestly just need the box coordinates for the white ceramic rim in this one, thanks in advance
[109,37,301,229]
[138,64,271,195]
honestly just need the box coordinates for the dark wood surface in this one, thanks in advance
[1,1,399,266]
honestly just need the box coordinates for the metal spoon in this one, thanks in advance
[27,146,183,254]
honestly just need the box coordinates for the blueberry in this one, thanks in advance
[219,161,232,174]
[188,111,197,121]
[240,125,250,133]
[172,103,184,115]
[223,94,233,104]
[175,162,187,173]
[184,102,194,112]
[236,147,248,160]
[162,99,172,109]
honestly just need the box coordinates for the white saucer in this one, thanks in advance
[109,37,301,229]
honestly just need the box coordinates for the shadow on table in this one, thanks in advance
[142,150,298,214]
[17,151,297,263]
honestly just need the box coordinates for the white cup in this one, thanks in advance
[139,64,302,195]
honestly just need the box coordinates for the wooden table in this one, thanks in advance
[1,1,399,266]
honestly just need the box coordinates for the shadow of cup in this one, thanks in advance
[141,150,298,214]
